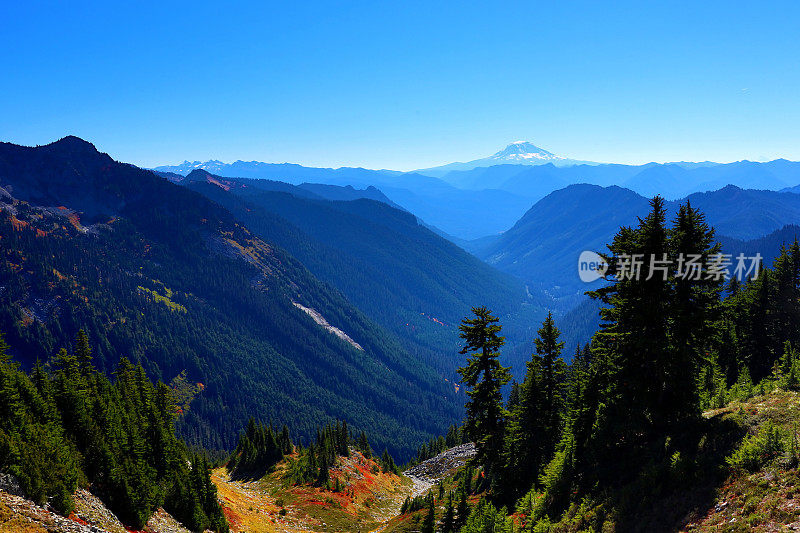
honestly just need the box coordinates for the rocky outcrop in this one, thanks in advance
[0,486,195,533]
[401,442,478,500]
[0,473,24,498]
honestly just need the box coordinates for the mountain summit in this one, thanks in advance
[415,141,595,177]
[156,159,228,175]
[489,141,564,163]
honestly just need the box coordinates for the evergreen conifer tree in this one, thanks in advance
[442,491,456,533]
[74,329,94,375]
[534,312,567,448]
[499,312,567,502]
[455,489,469,530]
[457,306,511,478]
[421,493,435,533]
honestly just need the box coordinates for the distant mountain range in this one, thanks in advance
[473,183,800,302]
[433,158,800,200]
[154,159,403,183]
[152,145,800,334]
[157,158,532,240]
[155,143,800,241]
[155,141,587,179]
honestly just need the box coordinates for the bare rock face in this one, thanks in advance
[0,483,193,533]
[0,489,96,533]
[145,508,193,533]
[72,490,127,533]
[0,473,24,497]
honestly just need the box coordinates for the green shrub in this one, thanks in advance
[728,366,754,402]
[461,498,512,533]
[537,437,575,517]
[726,422,787,472]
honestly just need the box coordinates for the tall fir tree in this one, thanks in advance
[455,488,469,530]
[589,196,675,456]
[543,197,728,505]
[500,312,567,502]
[421,493,435,533]
[667,201,724,429]
[74,329,94,375]
[442,491,456,533]
[534,312,567,446]
[457,306,511,478]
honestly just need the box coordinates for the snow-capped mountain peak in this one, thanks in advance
[413,141,595,177]
[154,160,229,176]
[489,141,565,163]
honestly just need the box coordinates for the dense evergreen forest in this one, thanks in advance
[0,330,228,531]
[184,175,542,375]
[0,137,462,460]
[452,198,800,531]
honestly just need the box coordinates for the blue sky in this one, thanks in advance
[3,1,799,170]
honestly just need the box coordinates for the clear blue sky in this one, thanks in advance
[3,1,799,170]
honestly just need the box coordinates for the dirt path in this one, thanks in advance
[403,473,434,499]
[366,474,431,533]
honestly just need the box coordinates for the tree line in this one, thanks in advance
[0,330,227,531]
[228,416,401,489]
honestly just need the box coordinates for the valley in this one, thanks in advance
[6,3,800,531]
[3,137,800,533]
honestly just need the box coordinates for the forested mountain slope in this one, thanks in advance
[680,185,800,240]
[477,183,800,295]
[476,184,650,301]
[182,169,541,376]
[718,224,800,266]
[0,137,461,459]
